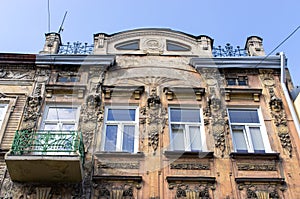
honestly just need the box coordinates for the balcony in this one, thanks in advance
[5,130,84,183]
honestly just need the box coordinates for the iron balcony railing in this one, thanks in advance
[10,130,84,162]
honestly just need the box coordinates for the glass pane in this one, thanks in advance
[167,42,190,51]
[0,105,7,120]
[104,125,118,151]
[43,124,57,131]
[62,124,76,131]
[170,108,200,122]
[122,125,135,153]
[171,124,185,150]
[229,109,259,123]
[238,76,247,85]
[107,109,135,121]
[227,78,236,85]
[232,126,248,152]
[189,126,201,151]
[47,107,77,120]
[115,40,139,50]
[250,127,265,153]
[57,76,79,82]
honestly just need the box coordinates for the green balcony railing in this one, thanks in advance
[10,130,84,163]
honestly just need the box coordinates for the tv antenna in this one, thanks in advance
[58,11,68,34]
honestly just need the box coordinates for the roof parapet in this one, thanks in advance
[39,32,61,54]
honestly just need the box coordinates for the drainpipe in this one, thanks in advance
[280,52,300,137]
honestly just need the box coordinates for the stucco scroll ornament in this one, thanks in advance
[0,69,35,80]
[205,96,228,157]
[142,39,164,55]
[146,87,167,152]
[21,95,42,131]
[79,94,103,153]
[269,95,292,157]
[94,183,137,199]
[240,184,280,199]
[168,183,214,199]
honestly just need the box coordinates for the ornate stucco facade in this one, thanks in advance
[0,28,299,198]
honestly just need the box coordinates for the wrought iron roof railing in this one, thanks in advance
[213,43,248,57]
[58,41,94,54]
[10,130,84,163]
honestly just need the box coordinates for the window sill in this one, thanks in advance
[166,176,216,183]
[95,151,144,158]
[235,177,285,184]
[93,175,142,183]
[164,151,214,159]
[230,152,280,160]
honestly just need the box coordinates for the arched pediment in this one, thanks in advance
[93,28,213,56]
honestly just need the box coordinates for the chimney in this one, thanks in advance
[39,32,61,54]
[245,36,265,56]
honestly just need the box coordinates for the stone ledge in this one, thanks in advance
[164,151,214,159]
[230,152,280,160]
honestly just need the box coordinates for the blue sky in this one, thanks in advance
[0,0,299,85]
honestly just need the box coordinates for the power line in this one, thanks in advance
[255,25,300,67]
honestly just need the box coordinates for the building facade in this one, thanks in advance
[0,28,299,198]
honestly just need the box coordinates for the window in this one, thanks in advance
[39,105,80,153]
[41,105,80,131]
[115,40,140,50]
[228,108,270,153]
[0,104,8,129]
[166,40,191,51]
[169,108,205,151]
[57,75,80,82]
[102,107,138,153]
[226,76,248,86]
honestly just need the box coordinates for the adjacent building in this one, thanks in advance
[0,28,299,198]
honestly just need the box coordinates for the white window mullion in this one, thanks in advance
[116,123,123,151]
[185,125,191,151]
[245,126,254,152]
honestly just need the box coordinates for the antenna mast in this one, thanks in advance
[58,11,68,34]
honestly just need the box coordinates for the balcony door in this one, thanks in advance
[38,105,80,154]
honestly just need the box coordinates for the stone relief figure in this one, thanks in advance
[145,87,167,152]
[0,68,35,79]
[23,96,42,121]
[81,94,102,123]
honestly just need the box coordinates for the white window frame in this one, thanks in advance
[0,104,8,130]
[101,106,139,153]
[41,105,80,131]
[168,107,206,152]
[228,108,271,153]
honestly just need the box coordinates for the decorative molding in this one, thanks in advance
[164,151,214,159]
[93,176,143,183]
[230,152,280,160]
[142,38,164,55]
[102,85,145,99]
[237,163,277,171]
[93,182,140,199]
[236,180,285,199]
[0,183,81,198]
[167,177,216,199]
[105,29,200,45]
[145,87,167,152]
[259,70,292,157]
[45,84,86,98]
[170,163,210,170]
[163,87,205,101]
[36,187,51,199]
[97,162,140,169]
[21,95,42,130]
[79,94,103,153]
[222,88,262,102]
[0,68,35,80]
